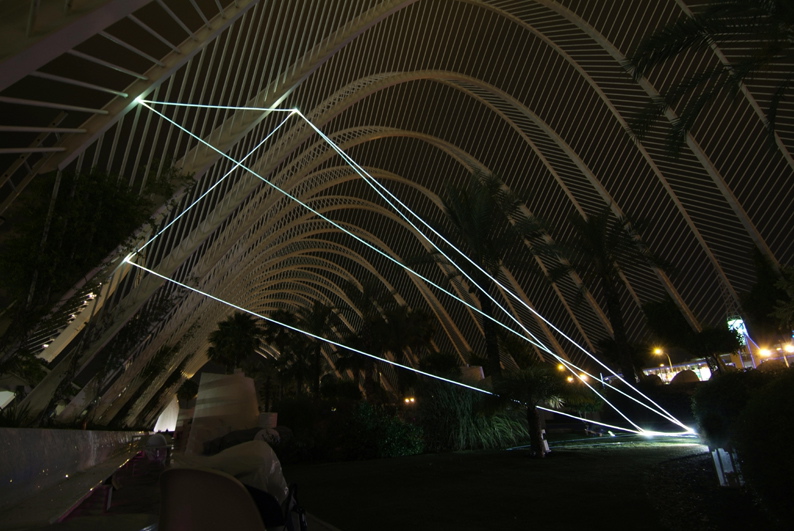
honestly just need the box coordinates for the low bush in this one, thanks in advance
[416,380,528,452]
[691,369,772,448]
[732,369,794,525]
[692,367,794,525]
[274,397,423,462]
[345,402,424,459]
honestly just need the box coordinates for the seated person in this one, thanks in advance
[144,432,170,463]
[173,439,290,526]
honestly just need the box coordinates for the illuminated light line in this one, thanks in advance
[141,101,602,403]
[537,406,692,437]
[125,257,689,434]
[323,147,689,430]
[302,115,620,366]
[557,358,687,430]
[536,406,641,435]
[139,99,296,112]
[558,359,685,432]
[296,112,689,429]
[297,113,554,351]
[136,101,687,431]
[124,257,494,397]
[555,360,644,431]
[137,102,646,417]
[136,100,552,355]
[138,101,540,357]
[136,112,297,254]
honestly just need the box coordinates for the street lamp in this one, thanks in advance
[654,347,673,373]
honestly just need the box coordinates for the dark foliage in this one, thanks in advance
[274,397,423,463]
[207,312,265,374]
[415,378,527,452]
[626,0,794,153]
[691,369,772,448]
[425,171,545,380]
[0,169,152,312]
[550,205,664,384]
[345,402,424,459]
[732,368,794,524]
[739,248,788,344]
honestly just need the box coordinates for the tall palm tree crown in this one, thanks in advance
[550,206,662,384]
[207,312,266,374]
[435,171,544,380]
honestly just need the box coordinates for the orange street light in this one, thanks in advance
[654,347,673,372]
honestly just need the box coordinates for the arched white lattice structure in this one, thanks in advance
[0,0,790,427]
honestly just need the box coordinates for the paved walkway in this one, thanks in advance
[14,436,775,531]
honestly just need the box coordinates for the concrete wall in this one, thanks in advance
[0,428,143,511]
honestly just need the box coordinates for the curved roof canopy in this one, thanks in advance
[0,0,791,427]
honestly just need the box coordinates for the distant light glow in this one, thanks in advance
[727,316,748,345]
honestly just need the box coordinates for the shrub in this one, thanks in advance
[690,369,772,448]
[346,402,424,459]
[274,397,423,462]
[416,380,528,452]
[732,369,794,524]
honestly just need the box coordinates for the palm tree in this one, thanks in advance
[740,248,790,346]
[550,206,663,384]
[294,301,337,398]
[337,282,437,400]
[772,267,794,331]
[367,303,436,395]
[625,0,794,152]
[206,312,265,374]
[261,309,312,396]
[430,171,544,381]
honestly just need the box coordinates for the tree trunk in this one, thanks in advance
[313,343,321,398]
[526,404,548,458]
[603,278,637,384]
[478,288,501,380]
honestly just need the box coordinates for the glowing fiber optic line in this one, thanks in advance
[303,116,608,362]
[299,112,684,421]
[556,358,686,429]
[139,99,297,113]
[300,113,690,429]
[139,102,685,430]
[135,112,296,254]
[300,114,554,352]
[535,406,641,435]
[127,254,668,433]
[123,257,494,397]
[553,360,643,431]
[136,102,627,409]
[137,100,551,355]
[141,102,566,369]
[305,116,680,429]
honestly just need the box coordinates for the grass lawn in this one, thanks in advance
[283,436,775,530]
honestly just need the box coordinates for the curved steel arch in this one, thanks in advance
[213,66,703,338]
[4,1,792,427]
[208,120,595,360]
